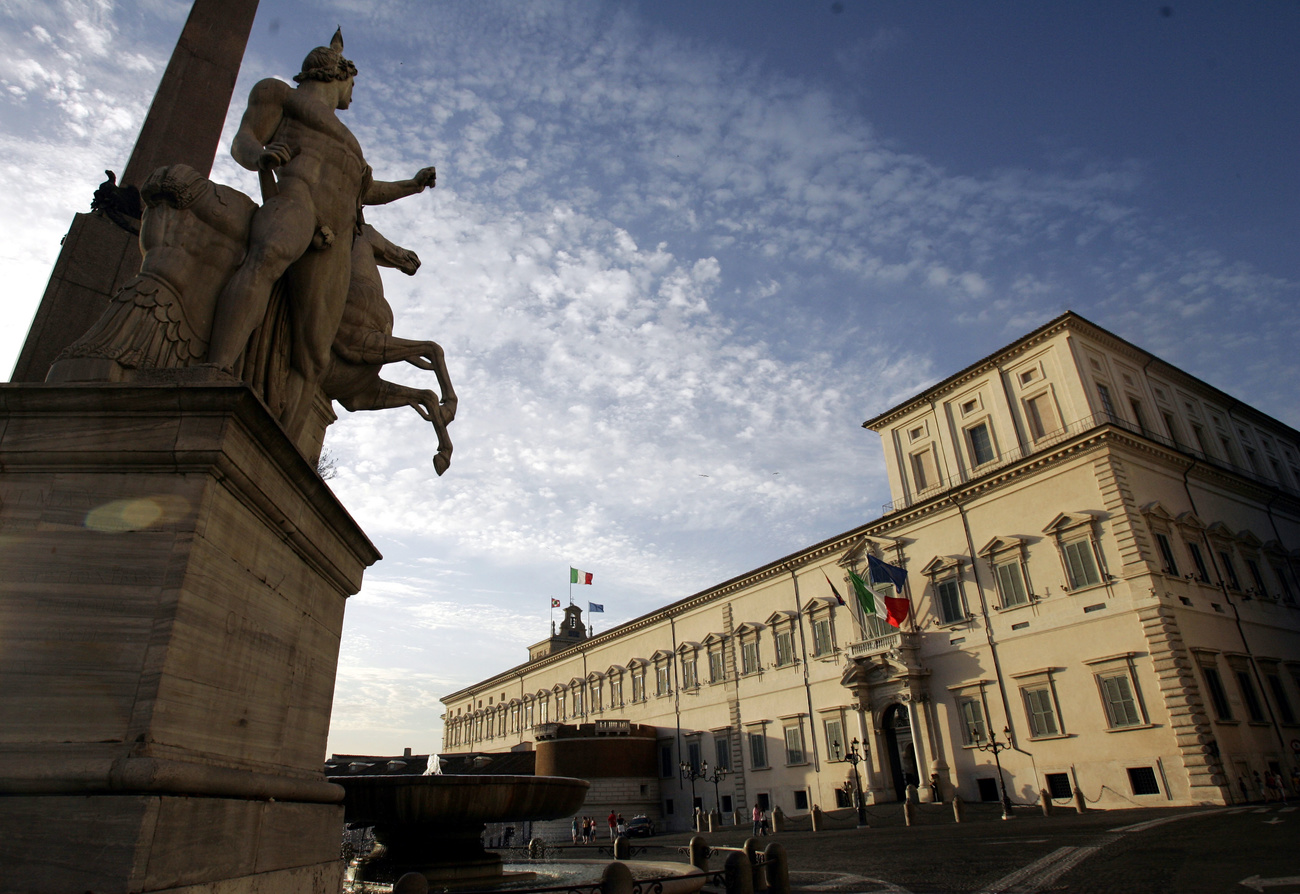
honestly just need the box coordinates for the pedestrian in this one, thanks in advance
[586,816,595,843]
[760,808,769,836]
[1267,771,1285,803]
[617,813,626,836]
[1262,771,1277,802]
[752,803,762,836]
[1238,776,1250,802]
[1253,770,1265,801]
[608,810,617,840]
[571,815,579,844]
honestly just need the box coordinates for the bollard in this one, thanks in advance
[743,838,762,891]
[1073,787,1087,814]
[689,835,710,872]
[725,850,755,894]
[902,799,916,827]
[905,783,919,804]
[1040,789,1053,817]
[393,873,429,894]
[601,861,635,894]
[613,836,630,860]
[810,804,824,832]
[528,837,546,859]
[952,796,964,823]
[734,809,744,827]
[709,808,720,833]
[763,842,790,894]
[771,805,786,833]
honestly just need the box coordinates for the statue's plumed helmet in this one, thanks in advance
[295,28,357,83]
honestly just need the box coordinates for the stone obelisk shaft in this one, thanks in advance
[10,0,260,383]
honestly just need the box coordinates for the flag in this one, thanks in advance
[588,602,604,613]
[848,569,887,622]
[551,598,561,608]
[822,570,847,607]
[570,567,593,585]
[865,555,911,628]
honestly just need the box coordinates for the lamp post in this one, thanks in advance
[975,726,1015,820]
[705,763,730,816]
[832,738,869,826]
[680,757,707,830]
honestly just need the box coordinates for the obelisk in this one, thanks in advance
[10,0,260,383]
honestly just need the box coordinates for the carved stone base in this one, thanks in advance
[0,383,381,893]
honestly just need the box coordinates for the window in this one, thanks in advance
[1022,686,1060,737]
[748,728,769,768]
[1219,551,1241,590]
[1097,673,1142,728]
[708,647,725,684]
[774,628,796,667]
[1154,533,1180,576]
[660,743,674,777]
[1192,424,1212,457]
[588,679,601,713]
[1045,773,1073,800]
[680,653,699,690]
[610,674,623,707]
[935,579,965,624]
[1265,673,1295,725]
[555,689,566,721]
[630,666,645,703]
[686,740,702,773]
[1187,541,1210,582]
[655,660,672,697]
[742,639,761,675]
[714,734,731,771]
[811,617,834,657]
[824,717,845,759]
[1127,767,1161,796]
[958,697,987,745]
[1024,392,1059,440]
[1235,668,1265,722]
[910,447,939,492]
[995,559,1029,608]
[1246,559,1267,597]
[1062,538,1102,589]
[1219,436,1238,465]
[793,790,809,811]
[1162,412,1182,447]
[783,723,806,764]
[1130,398,1149,435]
[1096,383,1116,419]
[1273,563,1296,604]
[967,422,996,467]
[1201,663,1232,720]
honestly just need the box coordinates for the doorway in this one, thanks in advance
[881,704,918,801]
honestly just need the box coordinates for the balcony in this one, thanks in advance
[848,630,918,659]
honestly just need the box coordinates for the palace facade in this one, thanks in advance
[441,312,1300,830]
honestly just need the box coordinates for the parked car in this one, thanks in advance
[624,815,655,837]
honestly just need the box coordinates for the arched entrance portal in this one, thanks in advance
[881,704,919,802]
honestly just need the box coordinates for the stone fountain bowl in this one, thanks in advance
[338,773,590,828]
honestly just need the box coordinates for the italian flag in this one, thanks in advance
[570,567,593,585]
[848,569,908,628]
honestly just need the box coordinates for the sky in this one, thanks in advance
[2,0,1298,756]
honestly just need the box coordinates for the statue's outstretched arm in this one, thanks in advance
[364,166,436,206]
[230,79,293,172]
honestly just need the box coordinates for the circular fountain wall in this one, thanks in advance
[339,774,589,884]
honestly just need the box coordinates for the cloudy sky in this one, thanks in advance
[3,0,1297,756]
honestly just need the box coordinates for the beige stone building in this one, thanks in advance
[441,312,1300,829]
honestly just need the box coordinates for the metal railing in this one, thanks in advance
[882,411,1300,515]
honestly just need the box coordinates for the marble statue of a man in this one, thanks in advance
[206,29,435,441]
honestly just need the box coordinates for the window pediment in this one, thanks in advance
[587,671,604,683]
[650,649,673,662]
[1236,529,1263,549]
[922,555,964,577]
[1139,501,1176,523]
[1175,510,1206,530]
[735,621,766,636]
[702,632,728,646]
[626,657,648,669]
[765,610,797,627]
[978,536,1028,558]
[605,664,624,676]
[1042,511,1101,536]
[801,596,838,615]
[676,641,702,656]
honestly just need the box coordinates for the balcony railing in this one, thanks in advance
[882,411,1300,515]
[847,630,918,658]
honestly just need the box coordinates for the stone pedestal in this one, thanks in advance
[0,383,381,894]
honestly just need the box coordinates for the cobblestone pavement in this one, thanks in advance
[636,800,1300,893]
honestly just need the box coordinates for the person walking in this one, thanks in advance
[608,810,617,840]
[752,803,762,836]
[616,813,626,836]
[571,815,580,844]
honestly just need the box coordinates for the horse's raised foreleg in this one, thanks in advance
[357,334,458,423]
[338,377,454,475]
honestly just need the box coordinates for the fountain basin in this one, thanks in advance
[338,774,589,884]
